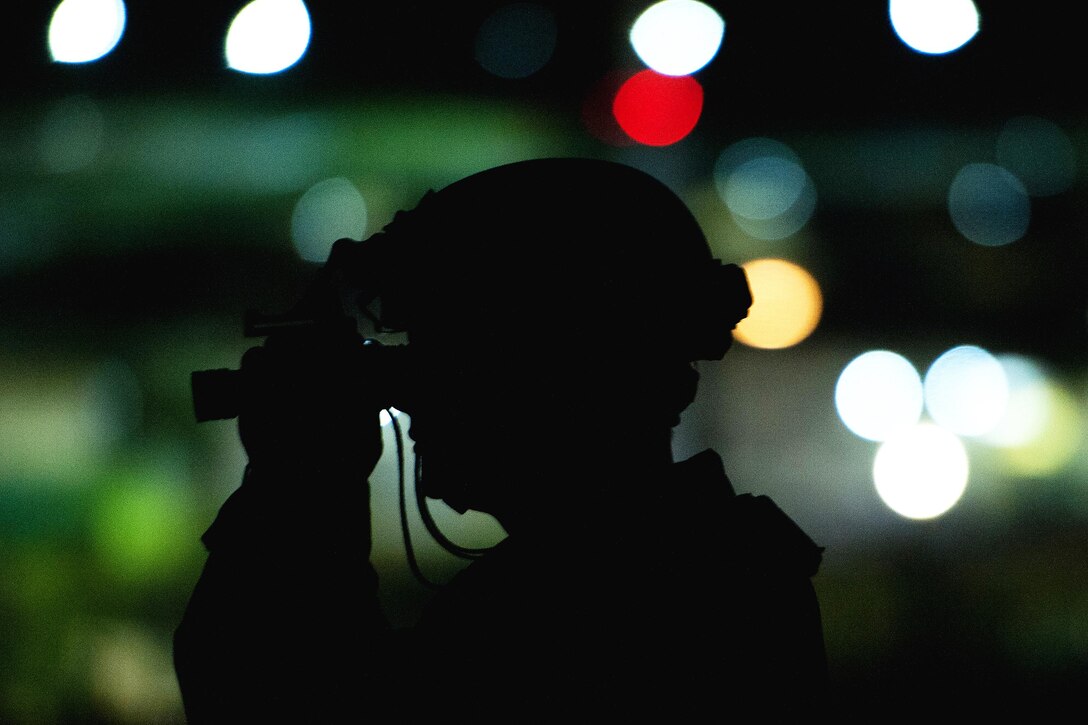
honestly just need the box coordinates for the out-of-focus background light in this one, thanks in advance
[835,350,923,442]
[713,137,816,241]
[629,0,725,76]
[90,621,181,723]
[225,0,311,75]
[89,465,197,583]
[923,344,1008,437]
[611,69,703,146]
[38,95,106,174]
[889,0,979,55]
[947,163,1030,247]
[983,354,1051,448]
[733,258,822,349]
[48,0,126,63]
[873,422,969,519]
[998,381,1083,477]
[475,2,557,79]
[291,177,368,263]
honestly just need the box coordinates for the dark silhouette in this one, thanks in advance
[174,158,827,722]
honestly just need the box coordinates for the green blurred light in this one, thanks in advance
[0,548,83,723]
[0,372,110,484]
[996,115,1077,198]
[90,467,198,582]
[0,361,141,486]
[983,354,1051,448]
[39,95,105,174]
[999,384,1082,477]
[129,109,328,194]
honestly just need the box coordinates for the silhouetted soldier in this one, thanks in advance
[174,158,827,722]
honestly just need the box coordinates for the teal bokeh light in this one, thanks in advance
[474,2,557,79]
[948,163,1030,247]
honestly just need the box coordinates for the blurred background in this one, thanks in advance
[2,0,1086,721]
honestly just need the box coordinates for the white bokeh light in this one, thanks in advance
[983,354,1051,448]
[924,345,1009,437]
[226,0,311,75]
[835,351,924,442]
[48,0,127,63]
[290,177,368,263]
[874,423,969,520]
[630,0,725,76]
[889,0,979,55]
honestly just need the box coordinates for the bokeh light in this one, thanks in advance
[629,0,725,76]
[90,468,197,582]
[714,137,816,240]
[889,0,979,55]
[835,350,924,442]
[612,70,703,146]
[0,368,125,484]
[48,0,126,63]
[948,163,1030,247]
[733,258,822,349]
[999,384,1082,476]
[291,177,368,263]
[873,422,969,519]
[225,0,311,75]
[90,622,181,723]
[39,95,106,174]
[237,115,327,193]
[474,3,557,79]
[983,354,1051,448]
[924,345,1008,437]
[996,116,1077,197]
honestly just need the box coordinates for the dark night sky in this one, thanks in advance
[4,2,1084,124]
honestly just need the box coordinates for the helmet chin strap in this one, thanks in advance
[388,409,491,590]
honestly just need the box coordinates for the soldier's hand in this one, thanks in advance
[236,326,384,481]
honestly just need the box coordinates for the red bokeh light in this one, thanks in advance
[611,70,704,147]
